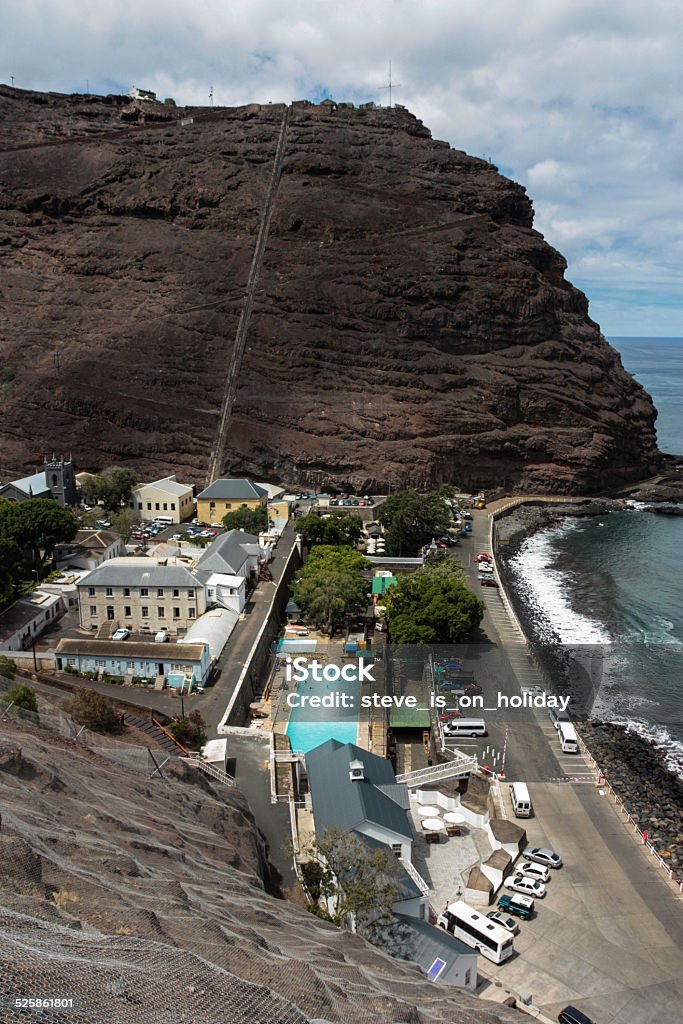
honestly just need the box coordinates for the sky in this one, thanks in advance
[3,0,681,337]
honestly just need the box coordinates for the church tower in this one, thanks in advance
[44,454,77,507]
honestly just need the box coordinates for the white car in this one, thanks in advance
[505,875,547,898]
[111,628,130,641]
[523,846,563,869]
[519,861,550,883]
[478,563,494,574]
[486,911,519,934]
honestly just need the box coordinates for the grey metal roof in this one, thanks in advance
[195,530,258,575]
[55,639,207,660]
[350,832,420,901]
[1,471,50,496]
[197,479,267,501]
[77,561,199,588]
[371,913,475,973]
[306,739,413,841]
[144,476,192,497]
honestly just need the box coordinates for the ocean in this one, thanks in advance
[506,337,683,774]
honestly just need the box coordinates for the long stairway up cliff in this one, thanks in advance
[0,86,661,493]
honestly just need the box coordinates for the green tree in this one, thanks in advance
[297,513,363,548]
[384,559,485,645]
[0,499,78,572]
[377,491,452,556]
[0,534,23,604]
[0,655,17,680]
[168,709,207,751]
[302,828,402,934]
[1,683,37,712]
[64,689,124,733]
[222,506,267,533]
[291,546,369,634]
[111,508,139,541]
[80,467,137,513]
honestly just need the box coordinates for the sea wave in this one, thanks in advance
[608,717,683,779]
[507,522,612,645]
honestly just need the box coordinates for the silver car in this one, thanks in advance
[486,911,519,934]
[523,846,563,869]
[519,861,550,883]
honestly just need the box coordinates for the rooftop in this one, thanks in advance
[306,739,413,841]
[371,913,474,975]
[195,530,259,576]
[139,475,191,497]
[55,639,207,660]
[77,558,199,588]
[2,470,50,496]
[197,479,267,502]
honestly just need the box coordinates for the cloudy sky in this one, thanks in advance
[3,0,681,336]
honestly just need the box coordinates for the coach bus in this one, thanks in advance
[436,900,514,963]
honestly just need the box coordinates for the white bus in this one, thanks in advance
[558,721,578,753]
[436,900,514,964]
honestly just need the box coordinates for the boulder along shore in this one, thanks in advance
[493,499,683,882]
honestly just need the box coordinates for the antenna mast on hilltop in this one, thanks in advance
[209,85,214,106]
[380,61,401,108]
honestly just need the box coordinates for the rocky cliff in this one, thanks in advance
[0,86,661,493]
[0,715,519,1024]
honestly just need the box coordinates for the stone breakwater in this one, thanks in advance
[579,721,683,879]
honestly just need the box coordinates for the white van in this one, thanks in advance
[510,781,532,818]
[154,515,174,525]
[558,721,578,753]
[443,719,487,738]
[549,705,571,730]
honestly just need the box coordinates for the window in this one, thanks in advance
[140,588,148,597]
[124,606,132,617]
[123,588,130,597]
[155,502,160,511]
[188,589,195,598]
[88,587,95,597]
[177,627,186,637]
[157,588,164,597]
[147,502,152,511]
[171,663,183,672]
[89,605,97,616]
[163,502,167,511]
[171,502,176,510]
[173,607,180,619]
[173,589,179,598]
[392,844,402,857]
[106,587,113,597]
[188,608,196,619]
[141,607,149,617]
[138,502,143,510]
[158,607,165,617]
[95,659,106,668]
[464,970,471,987]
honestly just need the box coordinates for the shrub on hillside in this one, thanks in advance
[64,690,124,733]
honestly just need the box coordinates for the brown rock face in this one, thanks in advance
[0,87,661,493]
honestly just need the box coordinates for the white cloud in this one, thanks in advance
[1,0,681,334]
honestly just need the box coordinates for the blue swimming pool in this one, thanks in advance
[286,671,360,754]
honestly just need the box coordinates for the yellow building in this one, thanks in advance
[196,479,268,525]
[128,475,194,523]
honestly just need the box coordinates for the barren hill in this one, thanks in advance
[0,715,519,1024]
[0,86,661,493]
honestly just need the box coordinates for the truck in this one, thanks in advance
[497,893,534,920]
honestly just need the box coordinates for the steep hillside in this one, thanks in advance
[0,86,661,493]
[0,716,519,1023]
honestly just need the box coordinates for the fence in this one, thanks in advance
[577,735,682,891]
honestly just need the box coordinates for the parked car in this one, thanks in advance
[486,911,519,934]
[497,893,534,919]
[523,846,563,869]
[505,875,546,898]
[519,861,550,883]
[558,1007,594,1024]
[154,630,170,643]
[439,710,462,722]
[479,577,498,587]
[112,628,130,641]
[434,540,448,549]
[475,552,492,562]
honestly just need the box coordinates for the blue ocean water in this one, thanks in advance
[508,338,683,774]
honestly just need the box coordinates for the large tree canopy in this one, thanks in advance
[80,467,137,512]
[222,506,267,533]
[377,490,452,556]
[0,498,78,572]
[296,513,363,548]
[384,558,485,645]
[291,546,369,634]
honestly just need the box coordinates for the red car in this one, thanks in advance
[439,710,463,722]
[480,577,499,588]
[476,552,493,563]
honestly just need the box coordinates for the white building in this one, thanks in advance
[55,529,125,571]
[128,475,194,524]
[0,591,65,652]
